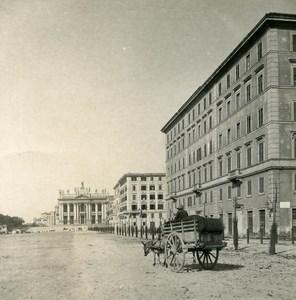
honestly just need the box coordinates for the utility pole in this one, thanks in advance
[269,182,278,255]
[233,196,239,250]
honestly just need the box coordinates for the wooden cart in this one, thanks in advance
[163,216,227,272]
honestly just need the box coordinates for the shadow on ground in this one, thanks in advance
[184,263,245,273]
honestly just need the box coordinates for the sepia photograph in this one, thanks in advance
[1,0,296,299]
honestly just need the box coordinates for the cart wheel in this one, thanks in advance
[165,232,186,273]
[196,249,219,270]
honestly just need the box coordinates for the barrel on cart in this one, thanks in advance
[163,215,227,272]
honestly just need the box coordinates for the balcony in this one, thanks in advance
[192,183,202,196]
[228,169,242,186]
[170,192,177,202]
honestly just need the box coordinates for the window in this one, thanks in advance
[219,188,223,201]
[227,155,232,173]
[141,194,147,200]
[246,115,251,133]
[63,204,67,212]
[227,74,231,89]
[150,204,156,210]
[141,177,146,181]
[210,191,213,203]
[158,203,164,209]
[258,107,264,127]
[235,92,240,110]
[188,172,192,187]
[132,194,136,200]
[218,107,223,123]
[218,82,222,96]
[236,65,240,80]
[292,34,296,51]
[218,158,223,177]
[209,164,213,180]
[218,134,223,149]
[228,186,232,199]
[246,146,252,167]
[131,177,137,181]
[204,166,207,182]
[247,180,252,196]
[257,42,262,61]
[236,150,241,169]
[259,177,265,194]
[236,122,241,139]
[188,113,191,124]
[227,100,231,116]
[149,185,155,190]
[132,185,136,191]
[204,120,207,134]
[188,197,192,207]
[204,144,207,157]
[227,128,231,145]
[209,115,213,130]
[293,101,296,121]
[132,204,137,211]
[204,192,208,204]
[292,66,296,86]
[209,92,212,105]
[209,140,213,154]
[198,103,200,115]
[257,72,263,94]
[204,98,207,110]
[246,54,250,71]
[141,185,146,191]
[245,81,251,102]
[237,184,241,198]
[258,141,264,162]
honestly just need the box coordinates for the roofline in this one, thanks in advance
[113,172,166,189]
[161,12,296,133]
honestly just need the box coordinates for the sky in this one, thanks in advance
[1,0,296,222]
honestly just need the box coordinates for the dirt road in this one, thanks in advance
[0,231,295,300]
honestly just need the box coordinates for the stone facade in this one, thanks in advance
[113,173,167,229]
[161,13,296,237]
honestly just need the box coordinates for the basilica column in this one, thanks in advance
[59,204,63,225]
[95,203,98,224]
[67,204,70,224]
[74,204,77,224]
[88,203,91,224]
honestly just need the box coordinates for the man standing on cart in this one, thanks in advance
[174,204,188,222]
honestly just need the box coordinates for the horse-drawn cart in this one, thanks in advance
[163,216,227,272]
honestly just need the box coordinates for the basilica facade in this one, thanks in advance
[57,183,109,226]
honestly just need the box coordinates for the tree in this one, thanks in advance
[0,214,25,231]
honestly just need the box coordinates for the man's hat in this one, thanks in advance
[177,204,184,209]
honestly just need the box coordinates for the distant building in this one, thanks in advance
[113,173,167,229]
[0,224,7,234]
[57,182,109,225]
[33,211,56,226]
[161,13,296,237]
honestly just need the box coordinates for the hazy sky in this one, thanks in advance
[1,0,296,222]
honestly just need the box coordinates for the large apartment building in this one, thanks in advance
[113,173,167,229]
[161,13,296,237]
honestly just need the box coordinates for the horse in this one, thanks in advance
[141,236,167,267]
